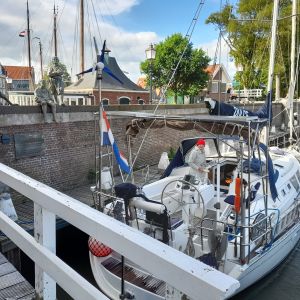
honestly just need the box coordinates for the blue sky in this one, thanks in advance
[116,0,220,42]
[0,0,236,82]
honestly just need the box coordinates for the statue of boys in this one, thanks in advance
[34,79,58,122]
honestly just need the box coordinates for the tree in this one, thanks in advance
[140,33,210,104]
[43,58,71,87]
[206,0,298,96]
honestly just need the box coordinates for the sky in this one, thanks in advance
[0,0,237,83]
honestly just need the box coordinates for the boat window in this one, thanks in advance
[281,189,286,197]
[287,183,292,190]
[290,175,300,192]
[287,211,293,223]
[281,216,286,230]
[297,170,300,183]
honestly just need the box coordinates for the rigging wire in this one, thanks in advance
[153,0,205,113]
[125,0,206,181]
[90,0,103,47]
[86,0,96,65]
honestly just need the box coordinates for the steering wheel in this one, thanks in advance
[160,179,205,224]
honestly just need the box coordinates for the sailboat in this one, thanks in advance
[88,1,300,299]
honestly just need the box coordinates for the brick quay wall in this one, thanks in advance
[0,102,291,191]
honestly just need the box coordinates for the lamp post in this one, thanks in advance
[33,37,43,80]
[145,43,156,104]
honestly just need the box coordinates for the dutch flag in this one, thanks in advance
[101,111,131,174]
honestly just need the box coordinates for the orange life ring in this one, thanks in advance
[234,177,241,214]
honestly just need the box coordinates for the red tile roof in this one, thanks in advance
[137,77,147,89]
[3,66,33,80]
[204,64,220,75]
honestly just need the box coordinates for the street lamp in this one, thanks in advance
[145,43,156,103]
[33,37,43,80]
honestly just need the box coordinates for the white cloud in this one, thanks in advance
[0,0,154,84]
[0,0,227,85]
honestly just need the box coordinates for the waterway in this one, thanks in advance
[20,225,300,300]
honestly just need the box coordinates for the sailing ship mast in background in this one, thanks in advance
[53,4,58,58]
[26,0,34,90]
[80,0,85,74]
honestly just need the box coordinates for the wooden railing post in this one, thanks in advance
[34,204,56,300]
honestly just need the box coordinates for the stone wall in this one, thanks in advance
[0,102,293,191]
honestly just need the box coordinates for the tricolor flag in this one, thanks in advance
[101,111,131,174]
[19,30,26,37]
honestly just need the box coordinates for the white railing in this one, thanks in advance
[232,89,262,98]
[0,163,239,300]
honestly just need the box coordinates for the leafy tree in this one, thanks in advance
[43,58,71,87]
[206,0,298,96]
[140,33,210,103]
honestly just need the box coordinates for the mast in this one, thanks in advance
[289,0,297,143]
[80,0,85,74]
[263,0,280,145]
[53,5,58,57]
[26,0,33,89]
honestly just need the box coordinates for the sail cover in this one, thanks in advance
[205,92,272,122]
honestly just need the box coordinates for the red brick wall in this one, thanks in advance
[0,117,202,192]
[0,102,287,192]
[93,90,150,105]
[0,122,95,191]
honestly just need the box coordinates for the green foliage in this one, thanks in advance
[206,0,299,96]
[43,59,72,87]
[140,33,210,103]
[168,147,176,161]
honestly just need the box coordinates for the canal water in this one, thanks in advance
[20,225,300,300]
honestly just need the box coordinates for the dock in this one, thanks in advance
[0,252,34,299]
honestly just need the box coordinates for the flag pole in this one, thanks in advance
[97,62,104,210]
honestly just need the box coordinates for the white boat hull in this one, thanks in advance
[89,220,300,300]
[235,221,300,295]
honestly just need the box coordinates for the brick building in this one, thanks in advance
[3,65,34,91]
[65,51,149,105]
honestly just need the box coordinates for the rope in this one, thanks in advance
[124,1,206,180]
[153,0,205,114]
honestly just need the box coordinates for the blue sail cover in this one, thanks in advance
[259,143,278,201]
[205,92,272,124]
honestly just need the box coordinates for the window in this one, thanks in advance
[290,175,299,192]
[138,99,144,105]
[287,183,291,190]
[102,99,109,106]
[297,170,300,183]
[281,189,286,197]
[119,97,130,105]
[211,82,218,93]
[78,98,84,105]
